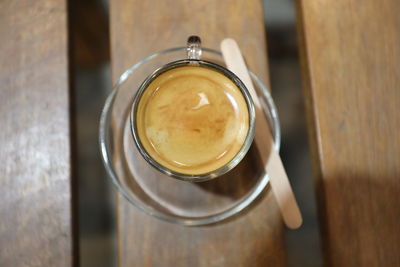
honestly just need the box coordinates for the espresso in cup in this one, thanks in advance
[131,36,255,181]
[135,65,250,175]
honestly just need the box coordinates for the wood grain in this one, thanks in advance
[0,1,74,266]
[297,0,400,266]
[110,0,286,266]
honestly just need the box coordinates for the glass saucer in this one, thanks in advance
[99,47,280,226]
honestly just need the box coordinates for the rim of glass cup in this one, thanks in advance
[99,47,281,226]
[130,59,256,182]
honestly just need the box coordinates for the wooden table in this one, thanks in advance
[0,0,76,266]
[1,0,400,266]
[297,0,400,266]
[110,0,286,266]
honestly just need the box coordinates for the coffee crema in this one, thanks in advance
[136,65,249,175]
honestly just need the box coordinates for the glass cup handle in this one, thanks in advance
[187,36,202,60]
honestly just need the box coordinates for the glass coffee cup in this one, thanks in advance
[130,36,256,182]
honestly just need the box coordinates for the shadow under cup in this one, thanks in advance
[130,59,256,182]
[99,47,280,225]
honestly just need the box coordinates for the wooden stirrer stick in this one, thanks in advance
[221,38,302,229]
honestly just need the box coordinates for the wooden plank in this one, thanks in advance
[0,1,74,266]
[297,0,400,266]
[110,0,286,266]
